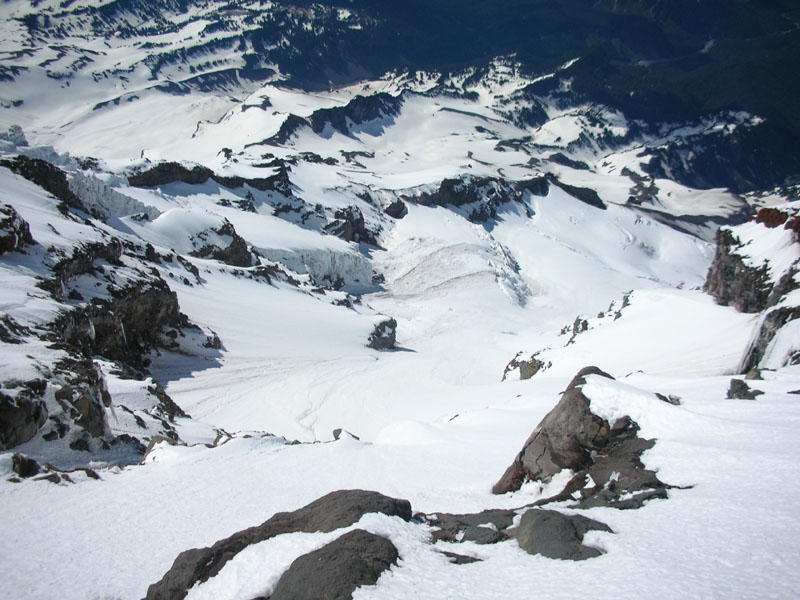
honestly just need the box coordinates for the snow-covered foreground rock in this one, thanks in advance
[2,1,800,596]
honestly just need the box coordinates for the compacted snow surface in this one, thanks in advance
[1,6,799,597]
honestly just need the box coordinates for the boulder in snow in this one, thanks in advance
[269,529,398,600]
[727,378,763,400]
[367,317,397,350]
[510,509,612,560]
[492,366,669,509]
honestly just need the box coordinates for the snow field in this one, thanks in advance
[1,22,798,599]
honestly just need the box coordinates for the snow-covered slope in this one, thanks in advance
[1,2,800,598]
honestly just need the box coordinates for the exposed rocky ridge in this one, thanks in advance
[492,366,669,510]
[727,378,763,400]
[0,314,31,344]
[0,383,48,450]
[400,173,607,224]
[266,93,404,145]
[704,214,800,373]
[641,118,800,194]
[0,167,227,462]
[404,175,521,222]
[428,509,516,546]
[308,92,404,137]
[545,174,606,210]
[424,501,614,560]
[52,278,187,370]
[0,155,85,214]
[502,295,632,381]
[128,160,292,195]
[0,356,158,461]
[40,238,124,300]
[704,229,773,313]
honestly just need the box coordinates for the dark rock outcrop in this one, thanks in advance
[367,317,397,350]
[308,93,404,137]
[145,490,412,600]
[440,551,482,565]
[640,118,800,194]
[0,389,48,450]
[0,314,32,344]
[515,176,550,197]
[41,238,123,300]
[0,203,35,254]
[0,155,85,213]
[502,351,550,381]
[704,229,772,313]
[54,278,185,370]
[727,378,763,400]
[267,114,311,145]
[408,175,521,222]
[52,358,112,439]
[493,366,616,492]
[11,452,41,478]
[383,199,407,219]
[754,207,790,229]
[190,219,254,268]
[425,501,615,562]
[8,452,102,484]
[510,509,612,560]
[492,366,668,509]
[428,509,516,545]
[129,161,292,194]
[269,529,398,600]
[128,162,214,187]
[324,206,377,245]
[546,174,606,210]
[704,223,799,373]
[548,153,590,171]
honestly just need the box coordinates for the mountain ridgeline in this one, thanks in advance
[8,0,800,191]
